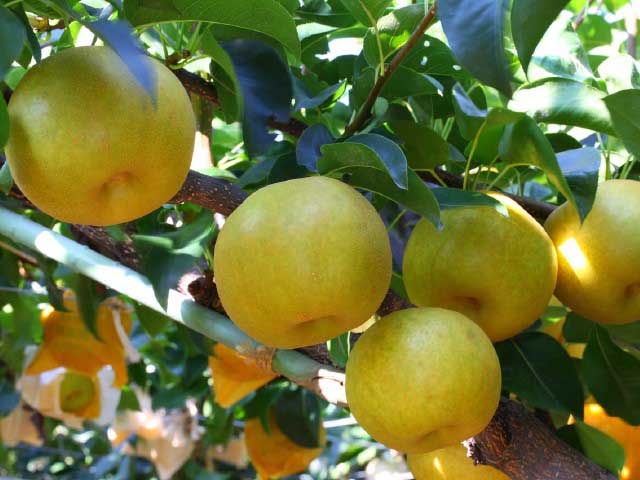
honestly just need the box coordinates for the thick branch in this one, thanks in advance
[344,3,439,135]
[170,170,248,216]
[467,399,617,480]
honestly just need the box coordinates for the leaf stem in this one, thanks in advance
[462,124,485,190]
[427,168,447,187]
[386,208,407,232]
[485,165,512,191]
[344,2,438,135]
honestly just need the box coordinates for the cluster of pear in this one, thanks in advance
[214,175,640,478]
[5,46,195,226]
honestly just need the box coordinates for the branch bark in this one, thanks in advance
[467,399,617,480]
[344,3,439,135]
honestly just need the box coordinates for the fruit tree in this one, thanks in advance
[0,0,639,479]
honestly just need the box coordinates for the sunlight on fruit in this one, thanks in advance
[558,238,588,272]
[433,457,444,476]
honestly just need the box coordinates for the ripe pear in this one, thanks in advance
[544,179,640,325]
[408,444,511,479]
[345,308,501,454]
[5,46,195,226]
[214,176,392,349]
[59,372,96,413]
[403,193,558,342]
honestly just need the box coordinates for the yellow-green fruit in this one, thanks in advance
[408,444,511,479]
[5,46,195,226]
[544,179,640,325]
[59,372,96,413]
[403,193,558,342]
[214,176,392,349]
[345,308,501,454]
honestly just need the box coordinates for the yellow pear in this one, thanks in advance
[244,409,325,479]
[5,46,195,226]
[214,176,392,348]
[403,193,558,342]
[408,444,511,479]
[208,343,278,407]
[544,179,640,325]
[345,308,501,454]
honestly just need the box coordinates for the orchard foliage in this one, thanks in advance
[0,0,639,479]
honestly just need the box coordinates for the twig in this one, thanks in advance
[344,3,439,135]
[626,5,638,59]
[572,0,593,29]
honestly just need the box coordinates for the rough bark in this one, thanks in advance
[467,399,617,480]
[170,170,249,216]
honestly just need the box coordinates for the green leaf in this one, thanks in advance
[0,4,25,81]
[527,18,593,82]
[346,133,408,188]
[563,311,596,343]
[511,0,570,71]
[123,0,301,56]
[499,115,577,212]
[582,326,640,425]
[431,188,507,214]
[202,33,241,123]
[557,147,601,221]
[274,388,323,448]
[558,422,625,475]
[9,4,41,64]
[327,332,350,368]
[222,40,293,157]
[296,123,336,172]
[0,379,20,417]
[438,0,512,96]
[390,121,448,170]
[85,20,158,100]
[0,96,8,152]
[576,14,613,51]
[133,210,216,308]
[67,275,102,341]
[597,54,640,94]
[604,89,640,158]
[362,4,422,66]
[510,78,614,135]
[0,162,13,195]
[495,332,584,416]
[451,83,487,140]
[340,0,392,27]
[135,303,170,337]
[351,67,439,109]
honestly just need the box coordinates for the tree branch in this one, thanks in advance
[467,399,617,480]
[344,3,439,135]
